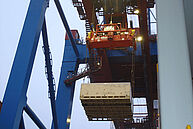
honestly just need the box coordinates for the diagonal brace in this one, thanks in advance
[54,0,80,57]
[42,18,59,129]
[24,104,46,129]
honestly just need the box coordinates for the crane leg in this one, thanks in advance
[0,0,48,128]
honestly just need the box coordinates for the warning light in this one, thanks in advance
[134,9,140,14]
[67,118,71,123]
[136,36,143,42]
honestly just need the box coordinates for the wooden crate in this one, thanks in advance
[80,83,133,121]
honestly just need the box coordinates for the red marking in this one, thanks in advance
[65,30,80,40]
[0,101,2,112]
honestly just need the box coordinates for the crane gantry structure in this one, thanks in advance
[0,0,157,128]
[0,0,157,129]
[0,0,193,129]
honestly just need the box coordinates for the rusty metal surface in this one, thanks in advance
[89,49,113,82]
[82,0,98,27]
[137,0,155,127]
[110,62,157,99]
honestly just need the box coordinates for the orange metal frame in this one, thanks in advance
[87,23,139,49]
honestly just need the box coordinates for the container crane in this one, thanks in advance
[0,0,160,129]
[72,0,158,128]
[1,0,193,128]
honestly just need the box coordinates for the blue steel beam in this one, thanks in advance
[148,8,151,35]
[53,61,79,129]
[42,19,59,129]
[54,0,80,57]
[0,0,49,128]
[52,36,86,129]
[24,105,46,129]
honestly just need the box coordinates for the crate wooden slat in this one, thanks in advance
[80,83,133,121]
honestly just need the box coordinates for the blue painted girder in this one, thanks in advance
[0,0,49,128]
[52,38,87,129]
